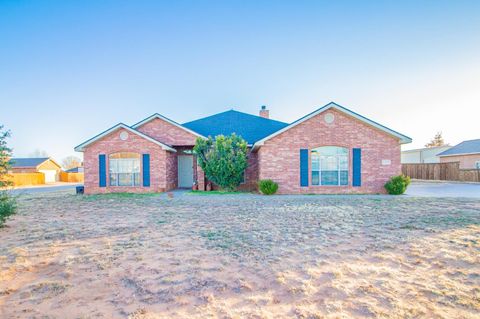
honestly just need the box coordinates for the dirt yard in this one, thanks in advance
[0,191,479,318]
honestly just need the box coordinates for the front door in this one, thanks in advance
[178,155,194,188]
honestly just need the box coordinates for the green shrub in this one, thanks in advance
[384,174,411,195]
[258,179,279,195]
[0,191,16,227]
[194,134,248,191]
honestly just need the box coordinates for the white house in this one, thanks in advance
[401,145,451,164]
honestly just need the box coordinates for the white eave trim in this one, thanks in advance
[438,152,480,157]
[132,113,205,138]
[252,102,412,151]
[74,123,176,152]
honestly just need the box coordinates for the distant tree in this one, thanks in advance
[0,125,13,188]
[194,134,248,191]
[29,149,49,157]
[425,132,446,148]
[62,156,82,170]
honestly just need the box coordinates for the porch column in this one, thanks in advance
[197,163,205,191]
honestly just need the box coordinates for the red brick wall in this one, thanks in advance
[238,150,259,191]
[165,152,178,191]
[257,109,401,194]
[83,128,172,194]
[440,154,480,169]
[197,163,205,191]
[136,118,198,146]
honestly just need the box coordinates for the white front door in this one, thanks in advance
[178,155,194,188]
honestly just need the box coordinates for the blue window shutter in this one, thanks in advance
[142,154,150,187]
[300,149,309,187]
[352,148,362,187]
[99,154,106,187]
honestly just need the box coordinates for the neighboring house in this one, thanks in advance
[401,145,451,164]
[65,167,84,173]
[74,102,412,194]
[10,157,62,183]
[437,139,480,169]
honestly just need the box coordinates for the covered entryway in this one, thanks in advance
[178,155,194,188]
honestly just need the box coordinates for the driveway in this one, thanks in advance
[405,180,480,198]
[8,183,81,195]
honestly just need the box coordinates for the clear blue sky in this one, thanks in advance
[1,0,479,162]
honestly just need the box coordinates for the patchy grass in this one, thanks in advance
[82,192,161,201]
[0,192,478,318]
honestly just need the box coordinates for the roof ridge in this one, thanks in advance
[183,109,287,125]
[251,101,412,150]
[458,138,480,143]
[11,157,49,160]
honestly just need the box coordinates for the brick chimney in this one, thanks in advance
[259,105,269,119]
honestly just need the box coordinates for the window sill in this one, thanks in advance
[309,185,350,187]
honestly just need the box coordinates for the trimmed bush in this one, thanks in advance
[258,179,279,195]
[384,174,411,195]
[0,191,16,227]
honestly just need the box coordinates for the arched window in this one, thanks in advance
[109,152,141,186]
[311,146,348,186]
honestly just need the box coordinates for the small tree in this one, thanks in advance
[0,125,16,227]
[62,156,82,170]
[0,125,13,189]
[425,132,445,148]
[194,134,248,191]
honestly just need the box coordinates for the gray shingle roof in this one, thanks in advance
[437,139,480,156]
[183,110,288,144]
[10,157,50,168]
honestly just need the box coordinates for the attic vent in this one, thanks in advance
[324,113,335,124]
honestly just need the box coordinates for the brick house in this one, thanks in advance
[10,157,62,183]
[437,139,480,169]
[75,102,411,194]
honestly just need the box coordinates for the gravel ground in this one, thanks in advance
[0,191,479,318]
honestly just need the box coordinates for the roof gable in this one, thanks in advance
[437,139,480,157]
[132,113,204,138]
[183,110,288,144]
[74,123,176,152]
[252,102,412,150]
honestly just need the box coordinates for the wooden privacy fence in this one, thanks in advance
[59,172,84,183]
[402,162,480,183]
[6,173,45,186]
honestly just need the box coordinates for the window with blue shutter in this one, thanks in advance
[352,148,361,187]
[142,154,150,187]
[99,154,106,187]
[300,149,309,187]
